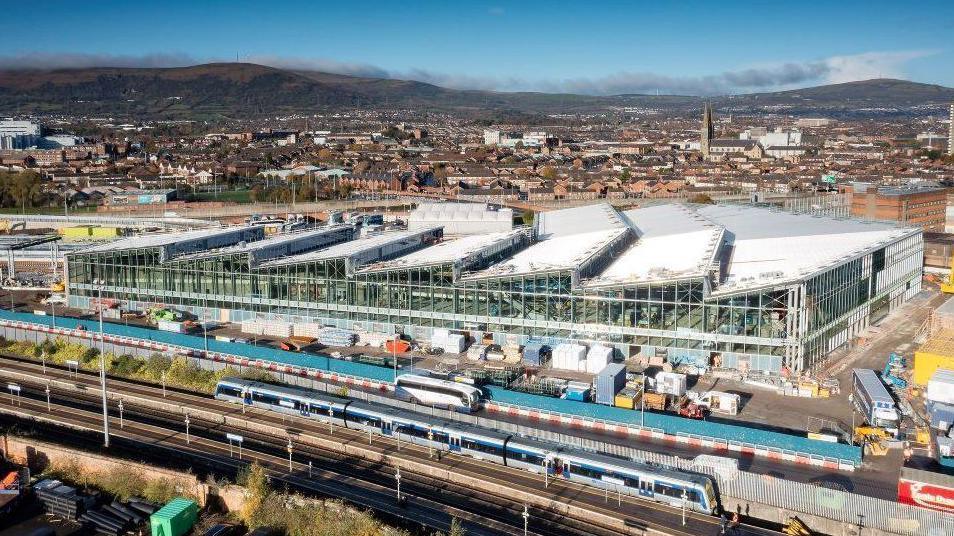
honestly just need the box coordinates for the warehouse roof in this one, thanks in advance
[463,227,629,279]
[586,204,723,287]
[77,225,259,254]
[170,225,355,264]
[697,204,914,294]
[535,202,627,239]
[259,227,442,267]
[358,229,528,272]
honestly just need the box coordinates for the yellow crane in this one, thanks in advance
[942,250,954,294]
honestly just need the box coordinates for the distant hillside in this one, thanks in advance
[0,63,951,120]
[723,78,954,107]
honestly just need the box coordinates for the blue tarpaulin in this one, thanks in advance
[0,309,861,463]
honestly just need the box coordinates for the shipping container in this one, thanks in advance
[852,369,900,436]
[595,363,627,405]
[150,498,198,536]
[929,401,954,433]
[927,369,954,405]
[914,330,954,385]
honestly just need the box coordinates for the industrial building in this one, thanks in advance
[65,202,924,374]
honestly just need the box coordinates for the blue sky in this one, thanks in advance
[4,0,953,95]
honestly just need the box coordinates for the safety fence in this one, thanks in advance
[1,310,951,534]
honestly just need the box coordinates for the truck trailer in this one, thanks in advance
[852,368,900,437]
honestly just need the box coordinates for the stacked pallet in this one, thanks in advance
[294,322,325,339]
[502,345,522,364]
[467,344,488,361]
[355,330,394,348]
[240,319,266,336]
[318,327,356,347]
[35,479,85,519]
[240,319,293,337]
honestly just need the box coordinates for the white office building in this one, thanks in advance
[0,120,41,150]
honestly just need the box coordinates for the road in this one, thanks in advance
[0,356,783,536]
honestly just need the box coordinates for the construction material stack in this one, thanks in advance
[551,343,587,372]
[586,345,613,374]
[317,327,356,347]
[467,344,488,361]
[655,372,688,397]
[34,479,87,519]
[522,342,548,366]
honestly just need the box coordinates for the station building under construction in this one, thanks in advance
[65,203,924,374]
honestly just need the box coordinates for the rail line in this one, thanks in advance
[0,353,781,535]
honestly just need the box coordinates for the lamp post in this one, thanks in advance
[184,413,191,444]
[44,383,51,412]
[50,300,56,329]
[681,489,687,526]
[118,399,124,428]
[287,438,293,472]
[522,505,529,536]
[395,466,401,500]
[93,279,110,448]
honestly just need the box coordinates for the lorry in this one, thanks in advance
[852,368,900,437]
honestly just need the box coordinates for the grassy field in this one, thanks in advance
[189,189,254,203]
[0,205,100,215]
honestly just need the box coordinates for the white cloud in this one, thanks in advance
[0,49,939,96]
[822,50,936,84]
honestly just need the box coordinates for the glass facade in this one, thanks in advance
[66,228,924,374]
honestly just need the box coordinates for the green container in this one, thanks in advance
[150,498,199,536]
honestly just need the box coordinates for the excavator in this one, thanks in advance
[853,426,890,456]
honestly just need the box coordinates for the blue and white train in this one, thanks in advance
[214,377,719,514]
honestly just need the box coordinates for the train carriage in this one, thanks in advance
[214,378,720,516]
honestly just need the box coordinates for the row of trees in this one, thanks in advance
[0,170,48,210]
[249,177,353,204]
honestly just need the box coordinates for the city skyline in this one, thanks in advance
[2,0,953,96]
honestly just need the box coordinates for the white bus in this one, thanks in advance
[395,374,481,412]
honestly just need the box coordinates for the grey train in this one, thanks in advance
[214,377,719,514]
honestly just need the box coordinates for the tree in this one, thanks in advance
[521,210,535,226]
[335,182,353,199]
[317,148,333,161]
[538,166,557,180]
[689,193,715,205]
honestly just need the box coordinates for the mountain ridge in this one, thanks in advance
[1,62,951,119]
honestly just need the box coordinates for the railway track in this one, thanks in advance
[0,353,781,536]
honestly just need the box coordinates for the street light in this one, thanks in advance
[185,413,191,444]
[395,466,401,500]
[44,383,51,412]
[93,279,110,448]
[287,438,293,471]
[522,505,529,536]
[118,400,124,428]
[50,300,56,329]
[681,489,687,526]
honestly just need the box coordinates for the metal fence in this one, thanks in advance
[2,313,951,535]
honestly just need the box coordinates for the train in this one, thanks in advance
[214,377,720,514]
